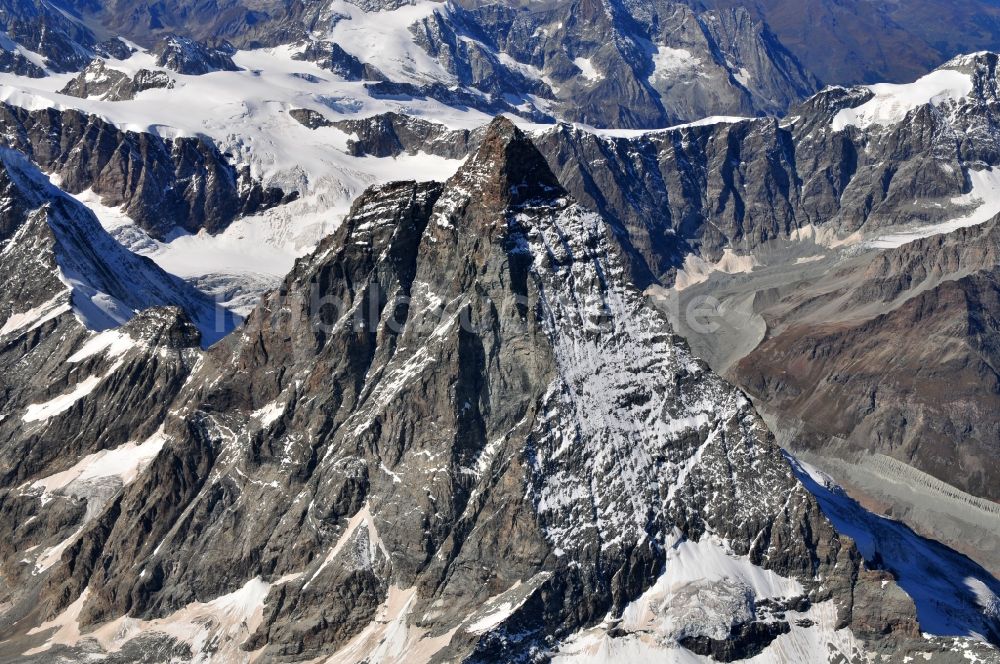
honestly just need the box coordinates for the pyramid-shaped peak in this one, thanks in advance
[450,116,565,209]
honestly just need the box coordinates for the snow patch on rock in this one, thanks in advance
[0,293,70,337]
[650,46,700,82]
[30,427,168,496]
[27,576,281,660]
[868,167,1000,249]
[67,329,136,363]
[323,585,458,664]
[832,69,974,131]
[22,374,105,423]
[573,57,603,83]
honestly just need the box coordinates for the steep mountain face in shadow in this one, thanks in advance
[699,0,1000,85]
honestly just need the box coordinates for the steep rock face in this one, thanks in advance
[408,4,551,102]
[0,0,96,72]
[308,112,800,281]
[0,102,290,238]
[0,146,236,346]
[291,57,1000,582]
[0,302,205,649]
[337,54,1000,287]
[332,112,484,159]
[542,76,980,270]
[55,0,300,48]
[94,36,133,60]
[363,79,555,124]
[0,44,45,77]
[38,0,1000,125]
[625,2,816,118]
[0,118,960,663]
[0,144,237,652]
[700,0,1000,86]
[427,0,818,127]
[0,144,236,603]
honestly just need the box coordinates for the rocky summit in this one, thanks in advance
[0,0,997,662]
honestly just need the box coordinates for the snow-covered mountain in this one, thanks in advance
[0,146,237,343]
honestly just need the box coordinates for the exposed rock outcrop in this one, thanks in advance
[0,102,291,238]
[0,45,45,77]
[152,35,240,74]
[292,40,385,81]
[0,0,97,72]
[59,59,174,101]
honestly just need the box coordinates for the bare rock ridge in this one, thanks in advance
[0,44,45,77]
[5,0,1000,130]
[283,55,1000,539]
[0,117,994,662]
[291,40,386,81]
[0,0,996,659]
[0,143,233,502]
[697,0,1000,85]
[59,59,174,101]
[0,0,97,72]
[413,1,819,127]
[0,145,237,343]
[151,35,240,74]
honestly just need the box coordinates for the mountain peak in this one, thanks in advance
[449,115,565,210]
[942,50,999,71]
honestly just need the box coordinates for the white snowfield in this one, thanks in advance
[831,68,974,131]
[30,429,168,499]
[869,167,1000,248]
[22,374,105,423]
[0,293,71,338]
[19,428,169,574]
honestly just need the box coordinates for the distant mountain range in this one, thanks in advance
[3,0,1000,128]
